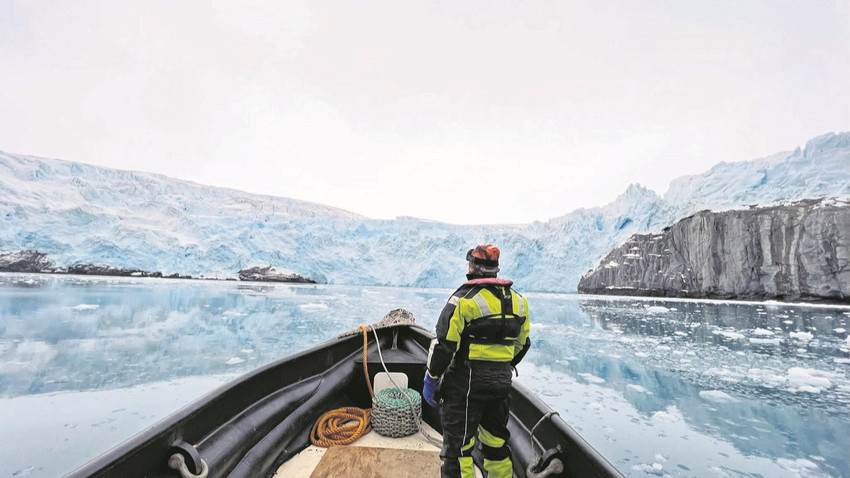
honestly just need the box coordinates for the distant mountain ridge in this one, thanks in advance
[1,132,848,292]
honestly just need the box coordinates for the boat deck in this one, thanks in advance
[274,423,482,478]
[64,322,624,478]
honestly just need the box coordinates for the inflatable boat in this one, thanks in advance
[66,310,623,478]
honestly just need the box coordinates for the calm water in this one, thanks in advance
[0,273,848,477]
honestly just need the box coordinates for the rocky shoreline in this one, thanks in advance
[0,250,317,284]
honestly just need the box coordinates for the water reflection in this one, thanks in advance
[0,274,447,397]
[2,275,849,476]
[582,298,848,358]
[522,294,850,476]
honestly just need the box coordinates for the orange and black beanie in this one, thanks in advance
[466,244,500,268]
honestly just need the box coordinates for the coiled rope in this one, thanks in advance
[309,407,372,447]
[368,326,442,448]
[310,325,374,447]
[374,387,421,409]
[310,323,441,448]
[371,387,422,438]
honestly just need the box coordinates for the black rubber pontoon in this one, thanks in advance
[66,315,623,478]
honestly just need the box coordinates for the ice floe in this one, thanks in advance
[626,384,653,395]
[789,331,813,341]
[786,367,833,390]
[578,373,606,384]
[298,303,329,310]
[65,304,100,310]
[699,390,740,403]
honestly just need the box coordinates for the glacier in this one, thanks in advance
[1,131,848,292]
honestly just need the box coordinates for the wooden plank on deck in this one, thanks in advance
[309,445,441,478]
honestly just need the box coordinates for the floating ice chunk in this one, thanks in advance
[627,384,653,395]
[66,304,100,310]
[645,306,669,314]
[650,409,680,423]
[578,373,605,384]
[299,303,329,310]
[635,352,649,358]
[714,330,745,340]
[797,385,821,393]
[699,390,740,403]
[753,328,775,336]
[630,463,664,475]
[222,310,247,318]
[746,368,785,387]
[789,331,813,341]
[705,367,743,383]
[834,358,850,364]
[834,328,846,333]
[749,337,781,345]
[787,367,833,389]
[225,357,245,365]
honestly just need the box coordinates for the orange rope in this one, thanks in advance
[309,325,375,447]
[360,325,374,399]
[310,407,372,447]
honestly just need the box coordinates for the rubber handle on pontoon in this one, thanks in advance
[168,440,204,476]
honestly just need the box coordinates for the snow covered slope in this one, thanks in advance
[1,132,848,291]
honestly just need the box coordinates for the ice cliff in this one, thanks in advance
[578,198,850,302]
[1,132,848,292]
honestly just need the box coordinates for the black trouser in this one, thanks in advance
[439,361,514,478]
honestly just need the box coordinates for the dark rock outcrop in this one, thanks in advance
[578,198,850,303]
[0,250,58,273]
[0,250,195,278]
[66,263,167,278]
[238,265,317,284]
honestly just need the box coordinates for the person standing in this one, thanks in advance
[423,244,532,478]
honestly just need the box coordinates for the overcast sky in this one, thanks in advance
[1,1,848,224]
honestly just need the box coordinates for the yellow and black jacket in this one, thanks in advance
[427,277,531,377]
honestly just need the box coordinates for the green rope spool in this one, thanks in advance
[375,387,421,408]
[372,387,421,438]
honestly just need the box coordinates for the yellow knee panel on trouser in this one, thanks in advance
[458,436,476,478]
[458,456,476,478]
[477,426,504,448]
[478,426,512,478]
[483,457,513,478]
